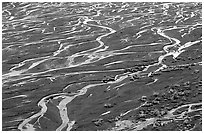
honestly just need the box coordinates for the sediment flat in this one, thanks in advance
[2,2,202,131]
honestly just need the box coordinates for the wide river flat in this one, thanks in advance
[2,2,202,131]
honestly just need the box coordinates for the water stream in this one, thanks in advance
[2,2,202,131]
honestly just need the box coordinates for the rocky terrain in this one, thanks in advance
[2,2,202,131]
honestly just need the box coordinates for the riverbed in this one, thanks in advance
[2,2,202,131]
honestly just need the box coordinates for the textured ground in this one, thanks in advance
[2,2,202,131]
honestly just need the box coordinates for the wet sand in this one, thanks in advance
[2,2,202,131]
